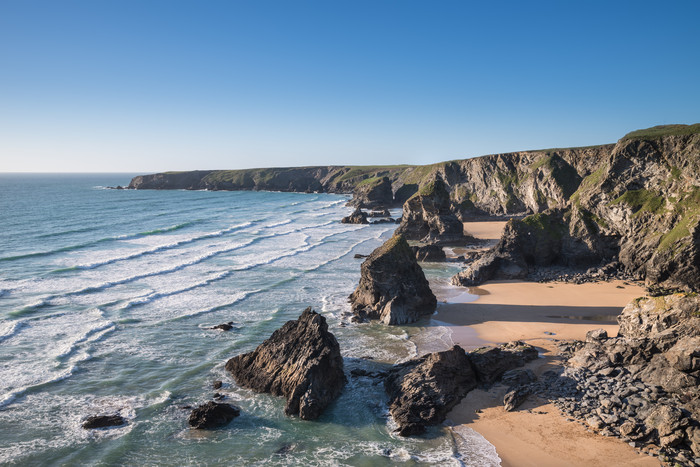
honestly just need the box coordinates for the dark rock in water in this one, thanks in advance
[213,392,225,400]
[275,443,297,456]
[213,380,223,389]
[370,218,396,224]
[411,244,446,262]
[349,234,436,325]
[341,207,369,224]
[212,322,234,331]
[467,341,539,385]
[82,414,127,429]
[353,253,369,259]
[188,401,240,429]
[395,176,469,245]
[225,307,346,420]
[384,346,477,436]
[503,385,531,412]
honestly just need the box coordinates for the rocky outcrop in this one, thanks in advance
[385,346,476,436]
[188,402,240,429]
[349,235,436,325]
[82,414,127,429]
[225,308,345,420]
[548,293,700,465]
[348,176,394,209]
[395,177,469,245]
[340,208,369,224]
[383,341,539,436]
[467,341,539,385]
[411,244,446,262]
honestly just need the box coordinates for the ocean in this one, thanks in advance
[0,174,499,466]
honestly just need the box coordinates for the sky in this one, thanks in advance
[1,1,699,173]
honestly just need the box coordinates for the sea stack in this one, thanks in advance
[349,234,437,325]
[225,307,346,420]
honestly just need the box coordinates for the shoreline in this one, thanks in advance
[422,221,660,466]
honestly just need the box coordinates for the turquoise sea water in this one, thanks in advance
[0,174,499,466]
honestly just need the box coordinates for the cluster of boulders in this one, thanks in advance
[505,294,700,466]
[384,342,538,435]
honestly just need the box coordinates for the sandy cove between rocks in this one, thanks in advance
[430,221,661,466]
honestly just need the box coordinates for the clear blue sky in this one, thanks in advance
[1,1,698,173]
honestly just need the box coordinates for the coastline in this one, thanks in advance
[425,221,660,466]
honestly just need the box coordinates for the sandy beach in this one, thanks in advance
[435,221,660,466]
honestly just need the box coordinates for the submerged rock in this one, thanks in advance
[349,234,436,325]
[188,401,240,429]
[225,307,346,420]
[341,208,369,224]
[384,346,477,436]
[82,414,127,429]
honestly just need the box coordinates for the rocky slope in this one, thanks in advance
[225,307,346,420]
[349,234,436,325]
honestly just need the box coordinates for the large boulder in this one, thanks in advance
[411,244,446,262]
[82,414,127,429]
[225,308,346,420]
[188,402,240,429]
[349,234,437,324]
[395,177,468,245]
[348,176,394,209]
[384,346,477,436]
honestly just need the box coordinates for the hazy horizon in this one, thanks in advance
[1,1,699,173]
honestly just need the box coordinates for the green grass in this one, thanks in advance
[356,176,384,187]
[656,187,700,252]
[569,164,608,202]
[610,189,666,216]
[621,124,700,141]
[522,212,567,241]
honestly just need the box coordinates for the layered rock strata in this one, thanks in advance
[349,235,436,325]
[225,308,346,420]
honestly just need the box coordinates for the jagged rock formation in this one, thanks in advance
[542,293,700,465]
[188,402,241,429]
[347,176,394,208]
[453,127,700,292]
[395,177,469,244]
[349,235,436,325]
[385,346,477,436]
[384,341,539,436]
[225,308,346,420]
[340,208,369,224]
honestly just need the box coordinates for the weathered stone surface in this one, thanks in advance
[467,341,539,385]
[348,177,394,209]
[341,208,369,224]
[225,308,346,420]
[501,368,537,388]
[384,346,477,436]
[395,177,469,245]
[411,244,446,262]
[586,328,608,342]
[503,385,531,412]
[188,402,240,429]
[82,414,127,429]
[349,235,436,325]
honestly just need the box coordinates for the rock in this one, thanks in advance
[349,235,436,325]
[213,380,223,389]
[384,346,477,436]
[467,341,539,385]
[665,336,700,372]
[82,414,127,429]
[188,402,240,429]
[212,322,234,331]
[411,244,446,262]
[353,254,369,259]
[501,368,537,388]
[368,209,391,217]
[341,208,369,224]
[225,307,346,420]
[395,176,470,245]
[586,329,608,342]
[503,385,531,411]
[348,176,394,209]
[645,405,687,438]
[687,426,700,457]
